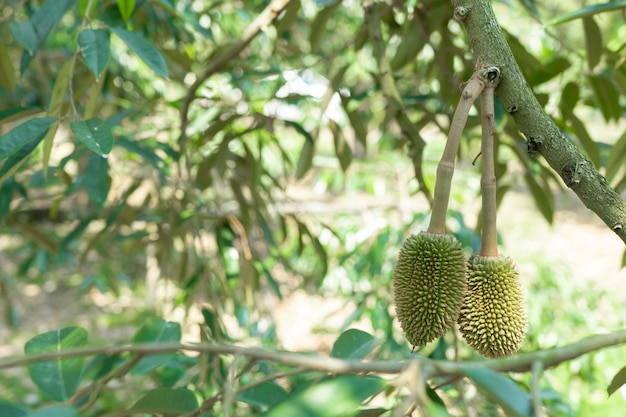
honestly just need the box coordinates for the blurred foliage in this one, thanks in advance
[0,0,626,415]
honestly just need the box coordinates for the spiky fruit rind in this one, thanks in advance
[458,255,528,358]
[393,232,467,347]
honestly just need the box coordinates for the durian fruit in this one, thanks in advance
[457,255,527,358]
[458,80,528,358]
[393,232,467,347]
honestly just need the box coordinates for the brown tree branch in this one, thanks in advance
[179,0,292,140]
[2,329,625,378]
[454,0,626,244]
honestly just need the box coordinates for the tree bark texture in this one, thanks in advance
[454,0,626,244]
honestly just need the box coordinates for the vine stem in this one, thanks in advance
[479,80,498,257]
[428,72,484,234]
[2,329,626,378]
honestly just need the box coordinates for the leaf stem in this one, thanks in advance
[479,80,498,257]
[428,74,484,234]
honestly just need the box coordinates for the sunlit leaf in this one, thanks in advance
[78,29,110,80]
[130,388,197,414]
[25,327,88,401]
[547,1,626,25]
[117,0,136,21]
[331,329,381,359]
[462,367,534,417]
[261,375,385,417]
[70,118,114,156]
[109,27,169,78]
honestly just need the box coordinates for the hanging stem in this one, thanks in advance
[428,73,485,234]
[479,68,501,257]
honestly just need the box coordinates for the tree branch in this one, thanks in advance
[179,0,292,140]
[2,329,625,378]
[454,0,626,244]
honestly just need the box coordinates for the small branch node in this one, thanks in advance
[613,224,623,232]
[507,104,518,114]
[453,6,470,22]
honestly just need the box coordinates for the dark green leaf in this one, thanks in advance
[331,329,381,359]
[238,382,288,411]
[83,154,110,209]
[25,405,78,417]
[331,121,352,171]
[548,1,626,25]
[109,27,169,78]
[524,171,554,223]
[462,367,534,417]
[606,130,626,183]
[608,365,626,396]
[0,400,29,417]
[0,124,49,183]
[0,107,42,123]
[9,21,38,53]
[24,327,88,401]
[131,318,181,374]
[78,29,111,80]
[355,409,388,417]
[117,0,136,21]
[530,57,570,86]
[261,375,385,417]
[588,74,621,122]
[583,17,602,70]
[562,109,601,168]
[390,19,426,70]
[130,388,198,414]
[0,117,56,161]
[560,82,579,110]
[291,122,315,179]
[70,118,114,156]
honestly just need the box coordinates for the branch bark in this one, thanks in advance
[454,0,626,244]
[2,329,625,378]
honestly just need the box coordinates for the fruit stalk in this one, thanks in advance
[428,74,485,234]
[479,80,498,257]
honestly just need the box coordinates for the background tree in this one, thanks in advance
[0,0,626,416]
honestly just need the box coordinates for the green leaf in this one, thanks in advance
[390,19,426,70]
[47,60,72,116]
[0,43,16,92]
[117,0,136,21]
[310,1,340,52]
[0,400,29,417]
[238,382,288,411]
[0,117,56,162]
[547,1,626,25]
[109,27,169,78]
[330,121,352,172]
[24,327,88,401]
[78,29,111,80]
[0,124,49,183]
[562,109,601,168]
[131,318,181,374]
[25,405,78,417]
[0,107,42,123]
[462,367,534,417]
[560,82,579,110]
[588,74,621,122]
[9,21,39,53]
[606,130,626,183]
[331,329,381,360]
[524,171,554,223]
[290,122,315,179]
[70,118,114,156]
[83,153,110,209]
[130,387,198,414]
[583,17,602,70]
[530,56,570,86]
[608,365,626,396]
[261,375,385,417]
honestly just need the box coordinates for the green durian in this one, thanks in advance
[393,232,467,347]
[458,255,528,358]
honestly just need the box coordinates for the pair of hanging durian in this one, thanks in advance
[393,65,528,358]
